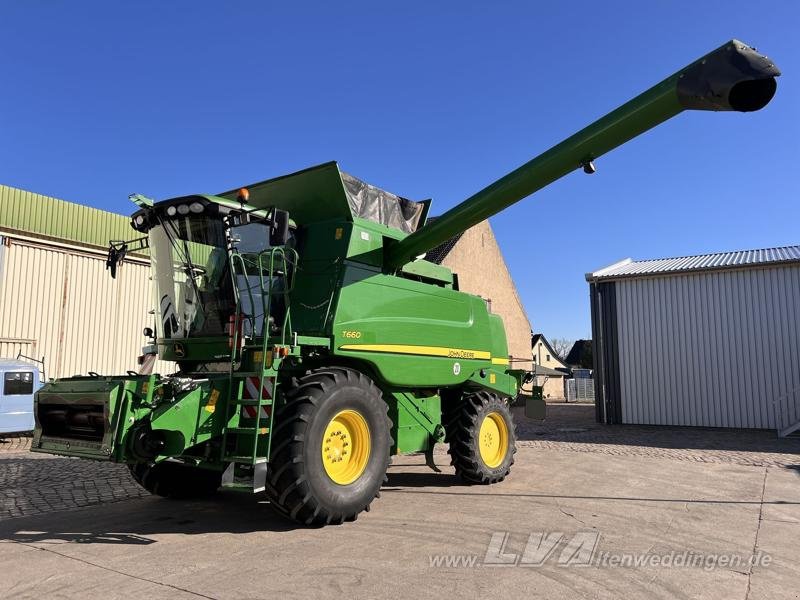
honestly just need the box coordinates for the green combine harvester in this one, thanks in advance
[32,40,779,525]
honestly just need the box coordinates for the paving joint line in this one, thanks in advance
[744,466,768,600]
[10,540,219,600]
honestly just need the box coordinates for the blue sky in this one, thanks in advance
[1,1,797,342]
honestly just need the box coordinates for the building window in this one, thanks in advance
[546,354,551,362]
[4,372,33,395]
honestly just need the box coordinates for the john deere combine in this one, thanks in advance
[32,40,779,525]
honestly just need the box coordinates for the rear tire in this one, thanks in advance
[129,462,221,499]
[264,367,391,525]
[446,390,516,484]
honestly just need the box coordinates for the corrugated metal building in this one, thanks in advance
[588,246,800,433]
[0,184,171,378]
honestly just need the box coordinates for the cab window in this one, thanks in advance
[4,372,34,395]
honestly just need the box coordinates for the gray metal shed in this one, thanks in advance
[587,246,800,435]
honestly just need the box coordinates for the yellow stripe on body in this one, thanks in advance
[491,357,509,365]
[339,343,493,361]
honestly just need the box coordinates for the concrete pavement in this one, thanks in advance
[1,443,798,599]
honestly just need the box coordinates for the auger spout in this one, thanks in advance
[385,39,779,269]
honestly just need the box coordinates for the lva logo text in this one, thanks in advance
[428,532,773,570]
[483,531,600,567]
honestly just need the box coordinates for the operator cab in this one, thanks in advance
[119,193,294,369]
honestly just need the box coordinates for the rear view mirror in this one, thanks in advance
[270,209,290,246]
[105,236,148,279]
[106,243,128,279]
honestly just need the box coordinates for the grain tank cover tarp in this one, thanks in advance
[341,172,424,234]
[220,161,425,233]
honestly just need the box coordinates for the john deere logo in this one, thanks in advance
[173,342,186,358]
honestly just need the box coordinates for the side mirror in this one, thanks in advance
[106,243,128,279]
[105,236,148,278]
[270,209,290,246]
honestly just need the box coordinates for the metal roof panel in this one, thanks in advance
[0,184,134,251]
[590,245,800,280]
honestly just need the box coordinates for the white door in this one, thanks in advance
[0,370,36,433]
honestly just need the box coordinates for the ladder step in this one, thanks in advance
[224,455,267,464]
[221,482,265,493]
[233,398,273,406]
[227,427,270,435]
[233,371,269,377]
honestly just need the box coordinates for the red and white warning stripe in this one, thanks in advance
[242,404,271,419]
[244,376,273,401]
[241,376,274,420]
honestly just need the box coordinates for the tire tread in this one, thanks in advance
[446,390,517,484]
[264,366,392,525]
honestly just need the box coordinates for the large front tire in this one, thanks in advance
[265,367,391,525]
[446,390,516,484]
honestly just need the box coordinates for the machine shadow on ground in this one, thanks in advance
[385,467,461,489]
[784,464,800,476]
[0,493,303,546]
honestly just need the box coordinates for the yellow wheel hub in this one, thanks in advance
[479,411,509,468]
[322,409,371,485]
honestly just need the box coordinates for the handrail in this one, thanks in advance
[224,244,298,462]
[773,384,800,438]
